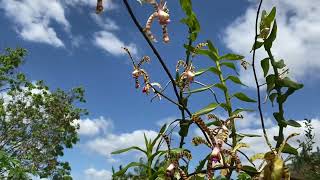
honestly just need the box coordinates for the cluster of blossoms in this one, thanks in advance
[139,0,171,43]
[192,114,243,179]
[176,60,196,90]
[122,47,162,98]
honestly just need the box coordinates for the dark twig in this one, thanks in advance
[122,0,181,105]
[251,0,273,150]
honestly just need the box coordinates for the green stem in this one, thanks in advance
[215,59,237,179]
[266,48,284,148]
[215,60,234,145]
[179,30,193,148]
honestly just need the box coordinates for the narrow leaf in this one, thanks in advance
[221,62,237,73]
[187,84,215,94]
[111,146,146,155]
[219,53,244,61]
[233,92,256,103]
[226,76,247,87]
[194,103,219,116]
[260,58,270,77]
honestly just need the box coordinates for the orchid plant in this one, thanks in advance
[96,0,305,179]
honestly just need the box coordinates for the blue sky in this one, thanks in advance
[0,0,319,179]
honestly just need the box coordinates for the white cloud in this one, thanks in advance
[90,13,119,31]
[156,116,178,127]
[0,0,69,47]
[85,129,158,159]
[223,0,320,87]
[93,31,138,56]
[84,168,112,180]
[235,112,274,130]
[75,116,113,136]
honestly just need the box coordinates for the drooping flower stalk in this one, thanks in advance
[122,47,162,97]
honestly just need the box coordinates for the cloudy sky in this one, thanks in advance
[0,0,319,179]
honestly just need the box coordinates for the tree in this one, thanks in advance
[289,119,320,180]
[0,48,86,179]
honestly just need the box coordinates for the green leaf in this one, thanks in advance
[195,49,219,61]
[233,143,249,152]
[206,40,218,56]
[264,20,277,50]
[187,84,215,94]
[180,0,192,15]
[220,103,231,113]
[179,120,192,137]
[250,153,265,162]
[260,58,270,77]
[206,120,222,127]
[251,41,264,51]
[273,112,284,122]
[266,74,275,94]
[219,53,244,61]
[242,165,258,176]
[233,92,256,102]
[112,162,149,177]
[264,7,276,28]
[278,77,303,90]
[208,67,222,75]
[238,133,261,138]
[269,93,277,106]
[238,172,252,180]
[195,67,221,76]
[220,62,237,73]
[226,76,247,86]
[159,123,167,134]
[286,120,301,127]
[194,68,207,76]
[194,103,219,116]
[214,83,227,92]
[282,143,298,155]
[111,146,146,155]
[231,108,254,116]
[274,59,285,69]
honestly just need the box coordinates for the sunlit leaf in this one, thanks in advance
[233,92,256,102]
[250,153,265,162]
[219,53,244,61]
[187,84,215,94]
[226,76,247,87]
[264,20,277,50]
[111,146,146,155]
[112,162,149,177]
[194,103,219,116]
[221,62,237,73]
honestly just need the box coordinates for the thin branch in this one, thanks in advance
[123,0,214,157]
[122,0,181,105]
[251,0,273,151]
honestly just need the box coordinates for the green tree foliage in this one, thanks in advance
[0,48,86,179]
[288,119,320,180]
